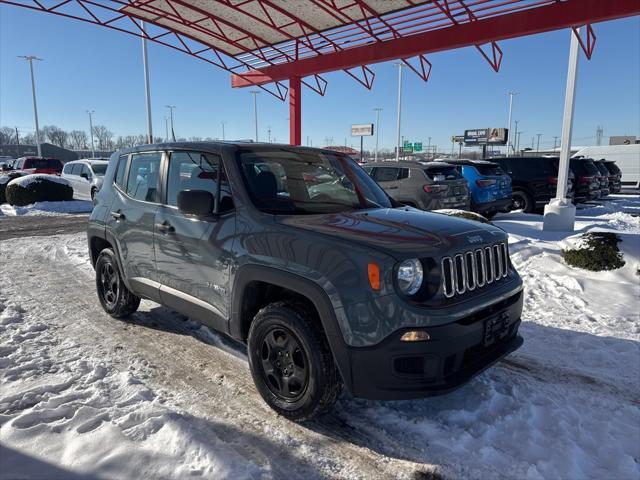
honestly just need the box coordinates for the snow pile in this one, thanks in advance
[0,200,93,216]
[7,173,70,189]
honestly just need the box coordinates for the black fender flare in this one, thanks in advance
[230,264,354,393]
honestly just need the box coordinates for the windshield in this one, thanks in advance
[27,158,61,169]
[475,164,505,176]
[424,166,462,181]
[236,147,393,214]
[91,163,108,175]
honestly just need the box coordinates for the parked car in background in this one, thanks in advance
[0,156,14,170]
[362,161,470,211]
[61,158,109,202]
[493,156,574,213]
[13,156,63,175]
[574,144,640,188]
[601,160,622,194]
[444,159,511,218]
[569,158,600,203]
[592,160,612,198]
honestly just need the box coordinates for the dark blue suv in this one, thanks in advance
[444,159,512,219]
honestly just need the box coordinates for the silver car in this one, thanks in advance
[61,158,109,203]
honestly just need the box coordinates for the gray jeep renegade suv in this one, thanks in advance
[88,142,524,420]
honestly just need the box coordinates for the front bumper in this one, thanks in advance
[346,288,523,400]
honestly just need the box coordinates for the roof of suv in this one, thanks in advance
[444,158,499,167]
[69,159,109,164]
[364,160,457,169]
[114,141,332,157]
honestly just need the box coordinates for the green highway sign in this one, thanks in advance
[414,142,423,152]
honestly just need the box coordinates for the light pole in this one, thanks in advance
[18,55,43,157]
[374,107,382,162]
[553,136,559,150]
[141,21,153,144]
[516,131,523,155]
[164,116,169,142]
[513,120,519,155]
[536,133,542,152]
[250,90,259,141]
[221,121,226,141]
[427,137,431,159]
[166,105,176,141]
[394,63,405,162]
[87,110,95,157]
[507,92,519,157]
[267,126,272,143]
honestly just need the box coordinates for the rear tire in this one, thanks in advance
[511,190,534,213]
[95,248,140,318]
[247,302,341,421]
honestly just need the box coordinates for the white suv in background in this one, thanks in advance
[61,158,109,203]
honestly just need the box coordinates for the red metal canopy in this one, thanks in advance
[3,0,639,145]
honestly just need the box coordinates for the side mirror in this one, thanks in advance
[177,189,214,217]
[80,172,90,180]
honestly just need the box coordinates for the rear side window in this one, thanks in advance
[424,166,462,181]
[373,167,400,182]
[63,163,74,174]
[474,164,505,176]
[70,164,83,175]
[114,155,128,188]
[398,168,409,180]
[126,153,162,202]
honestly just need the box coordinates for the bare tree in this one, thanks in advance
[21,132,36,145]
[42,125,69,148]
[69,130,88,149]
[92,125,113,150]
[0,126,16,144]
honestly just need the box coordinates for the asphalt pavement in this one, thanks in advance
[0,214,89,240]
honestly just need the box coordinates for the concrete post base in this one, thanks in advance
[543,198,576,231]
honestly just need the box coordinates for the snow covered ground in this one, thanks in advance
[0,200,93,217]
[1,195,638,479]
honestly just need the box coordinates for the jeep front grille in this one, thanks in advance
[442,242,509,298]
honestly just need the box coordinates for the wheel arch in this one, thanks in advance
[231,264,353,392]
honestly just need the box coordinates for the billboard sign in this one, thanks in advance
[464,128,508,146]
[351,123,374,136]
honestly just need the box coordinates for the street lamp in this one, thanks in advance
[250,90,260,141]
[87,110,95,157]
[221,121,226,141]
[18,55,43,157]
[166,105,176,141]
[536,133,542,152]
[374,107,382,162]
[507,92,519,157]
[141,21,153,144]
[393,63,406,162]
[164,116,169,142]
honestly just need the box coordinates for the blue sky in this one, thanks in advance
[1,5,638,152]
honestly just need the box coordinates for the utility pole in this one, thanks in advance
[166,105,176,141]
[87,110,95,157]
[507,92,519,157]
[306,135,309,146]
[553,136,559,150]
[374,107,382,162]
[267,126,272,143]
[513,120,519,155]
[250,90,259,142]
[536,133,542,152]
[221,121,226,141]
[15,127,20,157]
[394,63,405,162]
[140,21,153,144]
[516,131,523,155]
[18,55,43,157]
[596,126,603,146]
[427,137,431,159]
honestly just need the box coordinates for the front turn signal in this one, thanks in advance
[367,263,381,291]
[400,331,431,342]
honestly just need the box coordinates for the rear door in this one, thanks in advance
[106,152,162,300]
[153,149,235,331]
[371,166,401,199]
[77,164,93,200]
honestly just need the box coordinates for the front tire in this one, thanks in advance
[512,190,534,213]
[248,302,341,421]
[95,248,140,318]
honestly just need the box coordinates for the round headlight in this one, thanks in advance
[397,259,423,295]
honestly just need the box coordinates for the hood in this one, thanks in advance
[277,207,507,258]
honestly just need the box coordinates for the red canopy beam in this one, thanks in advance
[232,0,640,87]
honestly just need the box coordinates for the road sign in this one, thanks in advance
[351,123,374,136]
[452,135,465,144]
[414,142,423,152]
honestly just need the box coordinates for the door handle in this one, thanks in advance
[388,186,399,189]
[155,222,175,234]
[110,211,124,220]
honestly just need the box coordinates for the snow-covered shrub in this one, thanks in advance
[435,209,489,223]
[0,171,26,204]
[562,232,625,271]
[5,174,73,207]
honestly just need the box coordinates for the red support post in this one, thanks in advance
[289,76,302,146]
